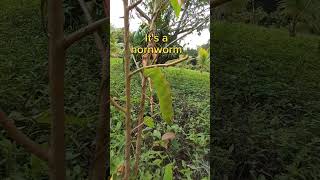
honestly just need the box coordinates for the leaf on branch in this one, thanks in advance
[143,68,174,124]
[143,116,155,128]
[170,0,182,17]
[163,163,173,180]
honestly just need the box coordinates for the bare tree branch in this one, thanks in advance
[64,17,108,48]
[131,55,144,80]
[0,111,50,162]
[110,97,126,113]
[166,17,209,48]
[130,56,189,77]
[128,0,142,10]
[135,6,151,22]
[131,121,145,134]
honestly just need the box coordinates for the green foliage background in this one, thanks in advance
[0,1,210,179]
[0,1,101,178]
[212,22,320,179]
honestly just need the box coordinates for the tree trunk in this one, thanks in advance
[47,0,66,179]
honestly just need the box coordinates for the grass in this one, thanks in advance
[212,22,320,179]
[110,58,210,179]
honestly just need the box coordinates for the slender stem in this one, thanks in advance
[135,7,151,22]
[130,56,189,77]
[131,55,144,80]
[128,0,142,10]
[110,97,126,113]
[133,76,147,176]
[77,0,109,179]
[131,121,145,134]
[148,78,154,114]
[123,0,132,179]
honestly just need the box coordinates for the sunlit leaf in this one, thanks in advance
[144,116,155,128]
[170,0,181,17]
[163,163,173,180]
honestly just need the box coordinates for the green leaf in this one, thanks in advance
[163,163,173,180]
[153,130,162,139]
[144,116,155,128]
[170,0,181,17]
[144,68,174,124]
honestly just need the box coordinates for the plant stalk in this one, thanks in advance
[48,0,66,178]
[123,0,132,179]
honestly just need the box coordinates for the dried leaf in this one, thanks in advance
[162,132,176,141]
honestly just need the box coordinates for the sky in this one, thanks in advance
[110,1,210,49]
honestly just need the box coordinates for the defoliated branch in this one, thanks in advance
[64,17,108,48]
[110,97,126,113]
[128,0,143,11]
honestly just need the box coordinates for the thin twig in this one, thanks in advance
[128,0,142,10]
[130,56,189,77]
[135,7,151,22]
[131,122,145,134]
[165,17,209,48]
[131,55,144,80]
[110,97,126,113]
[0,111,50,162]
[64,17,108,48]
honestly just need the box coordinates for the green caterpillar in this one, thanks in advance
[144,67,174,124]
